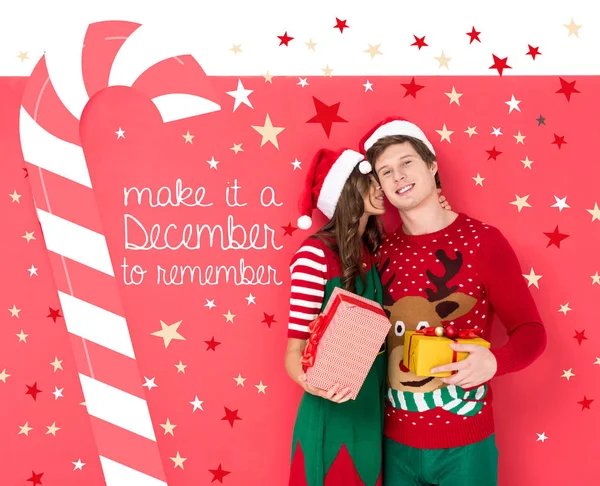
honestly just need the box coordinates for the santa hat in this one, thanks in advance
[297,148,372,230]
[359,116,436,156]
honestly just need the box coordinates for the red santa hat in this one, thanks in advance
[297,148,372,230]
[359,116,436,156]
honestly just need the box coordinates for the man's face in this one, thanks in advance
[374,142,438,211]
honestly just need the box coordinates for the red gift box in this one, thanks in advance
[301,287,391,400]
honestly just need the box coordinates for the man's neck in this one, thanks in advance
[399,200,459,236]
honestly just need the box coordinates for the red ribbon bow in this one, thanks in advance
[301,314,328,371]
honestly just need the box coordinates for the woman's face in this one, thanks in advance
[363,174,386,216]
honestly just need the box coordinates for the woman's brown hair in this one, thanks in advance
[311,167,385,294]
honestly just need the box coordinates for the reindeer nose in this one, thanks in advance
[399,362,410,373]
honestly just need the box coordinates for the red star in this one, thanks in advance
[47,307,63,323]
[573,330,587,346]
[277,32,293,46]
[543,226,570,248]
[209,464,231,483]
[466,27,481,44]
[578,396,594,411]
[401,77,425,98]
[282,222,298,236]
[23,167,29,178]
[556,77,580,102]
[26,382,42,401]
[205,337,221,351]
[334,18,349,33]
[489,54,511,76]
[552,134,567,149]
[411,35,428,49]
[27,471,44,485]
[306,97,348,138]
[486,146,502,160]
[222,407,242,428]
[262,313,277,328]
[526,45,541,60]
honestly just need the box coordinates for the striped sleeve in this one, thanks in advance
[287,241,328,340]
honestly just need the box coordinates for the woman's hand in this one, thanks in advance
[438,188,452,210]
[298,374,353,404]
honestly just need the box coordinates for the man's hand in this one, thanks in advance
[298,374,353,404]
[430,343,497,389]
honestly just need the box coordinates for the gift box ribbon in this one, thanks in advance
[301,293,386,372]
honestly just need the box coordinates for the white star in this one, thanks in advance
[207,157,219,170]
[226,79,254,112]
[491,127,503,137]
[551,196,570,212]
[72,459,86,471]
[205,299,216,309]
[473,174,485,186]
[52,386,64,400]
[561,368,575,380]
[27,265,38,277]
[143,377,158,390]
[465,126,478,137]
[291,158,302,170]
[234,373,246,386]
[523,268,543,288]
[505,94,522,114]
[587,202,600,222]
[363,80,374,92]
[594,357,600,365]
[115,128,125,139]
[510,194,531,212]
[558,303,572,315]
[536,432,549,443]
[297,77,309,87]
[591,272,600,285]
[190,395,204,412]
[245,293,256,305]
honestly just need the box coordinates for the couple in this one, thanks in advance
[284,117,547,486]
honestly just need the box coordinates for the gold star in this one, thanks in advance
[160,418,177,436]
[435,124,453,143]
[364,43,382,60]
[9,190,22,203]
[46,422,61,436]
[587,202,600,222]
[523,268,543,288]
[170,451,187,469]
[434,50,451,69]
[16,329,28,343]
[251,114,285,149]
[174,361,187,374]
[150,320,186,348]
[0,369,10,383]
[514,131,526,144]
[223,310,236,323]
[230,44,242,55]
[16,51,29,62]
[445,86,463,105]
[234,373,246,386]
[18,422,33,436]
[510,194,532,212]
[564,18,582,37]
[594,357,600,365]
[465,126,478,137]
[473,174,485,186]
[22,231,36,242]
[322,64,334,77]
[521,157,534,169]
[263,71,273,83]
[561,368,575,381]
[50,357,63,372]
[182,131,194,144]
[558,303,572,315]
[591,272,600,285]
[8,304,21,318]
[230,143,244,154]
[255,381,268,394]
[306,39,317,51]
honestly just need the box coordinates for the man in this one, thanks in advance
[359,117,547,486]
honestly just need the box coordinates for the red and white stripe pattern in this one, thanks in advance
[19,20,220,486]
[288,242,328,340]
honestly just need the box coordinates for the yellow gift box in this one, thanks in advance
[403,331,491,378]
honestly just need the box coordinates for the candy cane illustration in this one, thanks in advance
[19,20,220,486]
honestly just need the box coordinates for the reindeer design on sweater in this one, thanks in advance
[379,249,477,393]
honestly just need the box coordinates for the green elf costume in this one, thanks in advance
[287,148,387,486]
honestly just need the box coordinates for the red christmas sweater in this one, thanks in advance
[378,213,546,449]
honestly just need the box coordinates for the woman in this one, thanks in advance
[285,148,450,486]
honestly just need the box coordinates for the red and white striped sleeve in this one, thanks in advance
[287,240,328,340]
